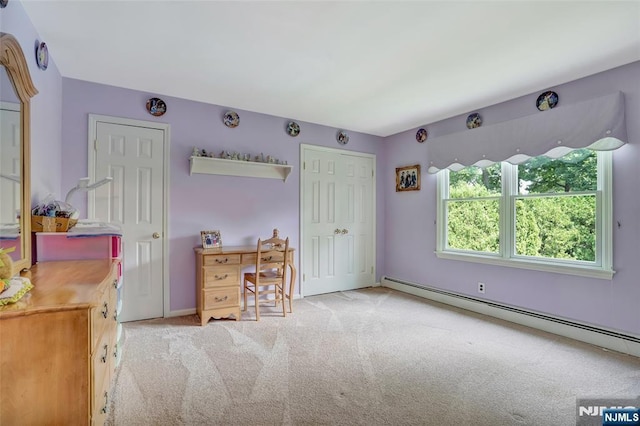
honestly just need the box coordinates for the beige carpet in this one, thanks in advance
[106,287,640,425]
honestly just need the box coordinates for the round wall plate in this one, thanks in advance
[466,113,482,129]
[35,41,48,71]
[146,97,167,116]
[536,91,559,111]
[416,128,428,143]
[286,121,300,137]
[223,111,240,128]
[337,130,349,145]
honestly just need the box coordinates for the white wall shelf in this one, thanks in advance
[189,156,293,182]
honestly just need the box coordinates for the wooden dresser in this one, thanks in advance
[0,259,120,425]
[194,245,296,325]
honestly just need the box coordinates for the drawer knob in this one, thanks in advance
[113,278,118,288]
[214,274,228,280]
[102,302,109,319]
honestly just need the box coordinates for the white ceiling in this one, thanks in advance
[21,1,640,137]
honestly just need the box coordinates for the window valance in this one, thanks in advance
[426,91,627,173]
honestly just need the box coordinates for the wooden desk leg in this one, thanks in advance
[288,263,296,313]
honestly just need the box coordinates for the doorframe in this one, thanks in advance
[299,143,377,298]
[88,114,171,317]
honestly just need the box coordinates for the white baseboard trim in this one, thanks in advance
[167,308,196,318]
[381,276,640,358]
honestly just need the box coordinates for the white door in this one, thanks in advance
[90,116,168,322]
[301,145,375,296]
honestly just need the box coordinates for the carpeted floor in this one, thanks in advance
[106,287,640,425]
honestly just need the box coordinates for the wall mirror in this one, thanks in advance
[0,33,38,275]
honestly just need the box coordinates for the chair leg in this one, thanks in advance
[243,279,247,312]
[281,285,286,317]
[255,284,260,321]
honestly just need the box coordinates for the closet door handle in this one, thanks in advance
[334,229,341,234]
[341,229,349,234]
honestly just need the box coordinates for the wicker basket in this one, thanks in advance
[31,216,78,233]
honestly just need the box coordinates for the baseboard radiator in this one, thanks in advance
[381,276,640,358]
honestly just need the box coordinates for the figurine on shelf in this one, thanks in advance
[192,147,201,157]
[255,153,265,163]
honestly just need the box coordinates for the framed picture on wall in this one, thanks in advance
[396,164,420,192]
[201,230,222,248]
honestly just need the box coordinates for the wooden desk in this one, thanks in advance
[194,245,296,325]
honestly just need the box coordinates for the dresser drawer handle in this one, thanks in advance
[100,391,109,414]
[215,258,228,264]
[214,274,228,280]
[101,344,108,363]
[214,295,228,303]
[113,344,118,359]
[102,302,109,319]
[261,256,273,261]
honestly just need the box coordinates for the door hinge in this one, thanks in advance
[371,266,373,274]
[372,169,374,178]
[94,139,98,151]
[303,273,306,281]
[303,161,306,170]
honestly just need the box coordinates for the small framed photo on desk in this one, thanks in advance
[201,230,222,248]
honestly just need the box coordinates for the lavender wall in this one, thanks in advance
[2,1,63,204]
[383,61,640,337]
[60,79,386,311]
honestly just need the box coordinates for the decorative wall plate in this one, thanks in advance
[146,97,167,117]
[223,111,240,128]
[0,0,9,9]
[337,130,349,145]
[286,121,300,137]
[466,113,482,129]
[35,41,48,71]
[416,128,428,143]
[536,91,559,111]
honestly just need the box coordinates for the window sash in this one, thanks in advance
[436,151,613,279]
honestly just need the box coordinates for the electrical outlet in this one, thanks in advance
[478,282,485,294]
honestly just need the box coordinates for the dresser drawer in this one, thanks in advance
[203,287,239,309]
[92,331,111,387]
[91,367,111,426]
[203,266,239,287]
[203,254,241,266]
[91,290,113,350]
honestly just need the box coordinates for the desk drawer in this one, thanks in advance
[242,252,289,265]
[203,266,239,287]
[203,287,239,309]
[203,254,241,266]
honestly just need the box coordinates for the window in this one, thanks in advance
[436,149,613,279]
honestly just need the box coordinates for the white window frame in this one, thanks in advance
[436,151,613,279]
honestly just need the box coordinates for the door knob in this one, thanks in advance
[152,232,161,239]
[341,229,349,234]
[334,229,341,234]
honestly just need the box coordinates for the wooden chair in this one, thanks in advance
[243,235,290,321]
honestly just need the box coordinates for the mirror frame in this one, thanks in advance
[1,33,38,275]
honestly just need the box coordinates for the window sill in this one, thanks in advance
[435,250,614,280]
